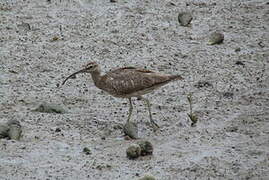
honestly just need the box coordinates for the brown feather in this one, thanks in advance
[96,68,182,97]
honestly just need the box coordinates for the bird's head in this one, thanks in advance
[82,62,99,73]
[61,62,99,85]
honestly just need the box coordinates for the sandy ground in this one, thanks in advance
[0,0,269,179]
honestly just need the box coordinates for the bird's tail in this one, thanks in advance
[170,75,184,81]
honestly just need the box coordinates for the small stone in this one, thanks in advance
[208,32,224,45]
[33,102,66,114]
[126,144,141,159]
[178,12,193,26]
[123,121,138,139]
[7,120,22,140]
[8,124,22,140]
[0,120,22,140]
[138,174,156,180]
[137,140,153,156]
[83,147,91,155]
[235,47,241,52]
[0,123,9,139]
[110,0,117,2]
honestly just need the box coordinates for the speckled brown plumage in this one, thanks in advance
[96,67,183,98]
[62,62,183,129]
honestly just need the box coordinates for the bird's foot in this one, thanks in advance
[151,121,160,132]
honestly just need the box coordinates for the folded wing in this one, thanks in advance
[100,67,181,96]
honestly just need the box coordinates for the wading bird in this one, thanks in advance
[62,62,183,129]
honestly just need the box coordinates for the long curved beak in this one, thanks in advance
[62,68,87,86]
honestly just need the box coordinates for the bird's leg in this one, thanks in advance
[139,96,159,129]
[127,98,133,124]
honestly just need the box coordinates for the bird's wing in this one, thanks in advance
[102,68,172,95]
[107,67,154,75]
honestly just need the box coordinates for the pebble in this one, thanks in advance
[137,140,153,156]
[208,32,224,45]
[0,120,22,140]
[178,12,193,26]
[126,144,141,159]
[123,121,138,139]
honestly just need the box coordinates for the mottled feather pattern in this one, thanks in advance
[62,62,183,129]
[99,68,180,96]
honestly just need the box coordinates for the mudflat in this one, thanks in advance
[0,0,268,179]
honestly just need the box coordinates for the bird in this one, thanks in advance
[62,62,183,129]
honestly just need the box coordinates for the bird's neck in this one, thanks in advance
[90,70,102,88]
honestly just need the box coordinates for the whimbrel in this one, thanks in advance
[62,62,183,128]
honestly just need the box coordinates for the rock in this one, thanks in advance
[138,174,156,180]
[208,32,224,45]
[126,144,141,159]
[7,120,22,140]
[83,147,92,155]
[33,102,66,114]
[8,123,22,140]
[0,123,9,139]
[178,12,193,26]
[137,140,153,156]
[123,121,138,139]
[0,120,22,140]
